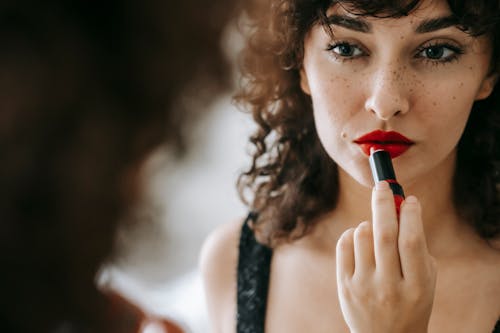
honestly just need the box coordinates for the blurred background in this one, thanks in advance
[101,92,252,332]
[95,20,253,330]
[0,0,253,331]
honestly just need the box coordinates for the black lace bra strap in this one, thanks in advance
[235,213,499,333]
[236,212,273,333]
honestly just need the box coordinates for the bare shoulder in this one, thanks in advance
[199,217,245,333]
[199,217,244,277]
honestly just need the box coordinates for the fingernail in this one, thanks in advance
[405,195,418,204]
[375,181,389,190]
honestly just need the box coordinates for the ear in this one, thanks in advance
[299,68,311,95]
[475,72,498,100]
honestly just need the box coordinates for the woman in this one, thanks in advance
[201,0,500,332]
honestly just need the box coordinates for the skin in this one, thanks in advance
[200,0,500,332]
[336,183,437,333]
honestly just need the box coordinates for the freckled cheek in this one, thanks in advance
[415,78,478,116]
[415,82,474,154]
[309,76,350,136]
[310,74,361,116]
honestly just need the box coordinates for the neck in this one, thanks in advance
[327,150,473,257]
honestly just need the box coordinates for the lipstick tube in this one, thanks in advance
[369,149,405,215]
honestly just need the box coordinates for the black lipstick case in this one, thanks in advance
[369,149,405,215]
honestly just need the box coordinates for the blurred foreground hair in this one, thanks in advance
[0,0,238,331]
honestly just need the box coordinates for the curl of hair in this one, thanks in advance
[236,0,500,246]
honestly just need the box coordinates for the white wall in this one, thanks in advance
[101,93,254,332]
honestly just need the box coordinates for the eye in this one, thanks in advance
[327,42,365,58]
[416,43,464,63]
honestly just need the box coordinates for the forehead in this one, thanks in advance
[327,0,452,29]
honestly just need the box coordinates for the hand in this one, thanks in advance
[336,181,437,333]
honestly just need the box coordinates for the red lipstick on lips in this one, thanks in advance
[354,130,414,158]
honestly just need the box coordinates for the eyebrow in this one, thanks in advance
[326,15,371,33]
[415,15,460,33]
[326,14,461,34]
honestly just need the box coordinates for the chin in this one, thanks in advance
[338,162,375,189]
[354,173,375,189]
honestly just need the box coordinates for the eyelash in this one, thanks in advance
[415,42,464,65]
[325,40,465,65]
[325,41,368,62]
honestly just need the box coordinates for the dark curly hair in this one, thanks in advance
[0,0,238,331]
[236,0,500,246]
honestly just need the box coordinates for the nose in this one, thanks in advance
[364,64,410,120]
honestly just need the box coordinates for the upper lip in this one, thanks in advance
[354,130,414,144]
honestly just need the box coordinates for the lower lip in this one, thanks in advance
[358,143,412,158]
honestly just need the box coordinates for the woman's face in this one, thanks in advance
[300,0,497,188]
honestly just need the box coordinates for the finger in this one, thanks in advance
[398,196,430,282]
[372,181,401,278]
[353,221,375,276]
[336,228,355,281]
